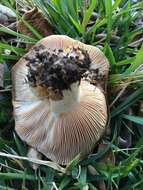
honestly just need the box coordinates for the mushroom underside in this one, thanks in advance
[12,35,109,164]
[14,82,107,164]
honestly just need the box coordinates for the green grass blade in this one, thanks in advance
[105,0,112,38]
[111,88,143,117]
[66,154,81,172]
[78,167,87,189]
[0,42,26,54]
[124,45,143,74]
[51,0,62,12]
[112,0,123,10]
[69,15,84,34]
[88,183,98,190]
[122,114,143,125]
[0,26,37,43]
[81,126,117,165]
[13,133,27,156]
[59,176,71,190]
[1,54,21,61]
[67,0,79,22]
[0,172,36,181]
[21,18,44,40]
[104,43,116,65]
[116,57,135,66]
[82,0,97,29]
[40,0,79,36]
[0,185,16,190]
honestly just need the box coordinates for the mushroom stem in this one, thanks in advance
[49,82,80,114]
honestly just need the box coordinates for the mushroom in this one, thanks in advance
[12,35,109,165]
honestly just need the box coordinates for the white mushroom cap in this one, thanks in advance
[12,35,109,165]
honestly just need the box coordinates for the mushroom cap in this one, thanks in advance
[12,35,109,165]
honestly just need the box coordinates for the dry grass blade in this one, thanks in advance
[109,84,128,108]
[0,152,65,173]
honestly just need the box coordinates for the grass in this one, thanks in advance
[0,0,143,189]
